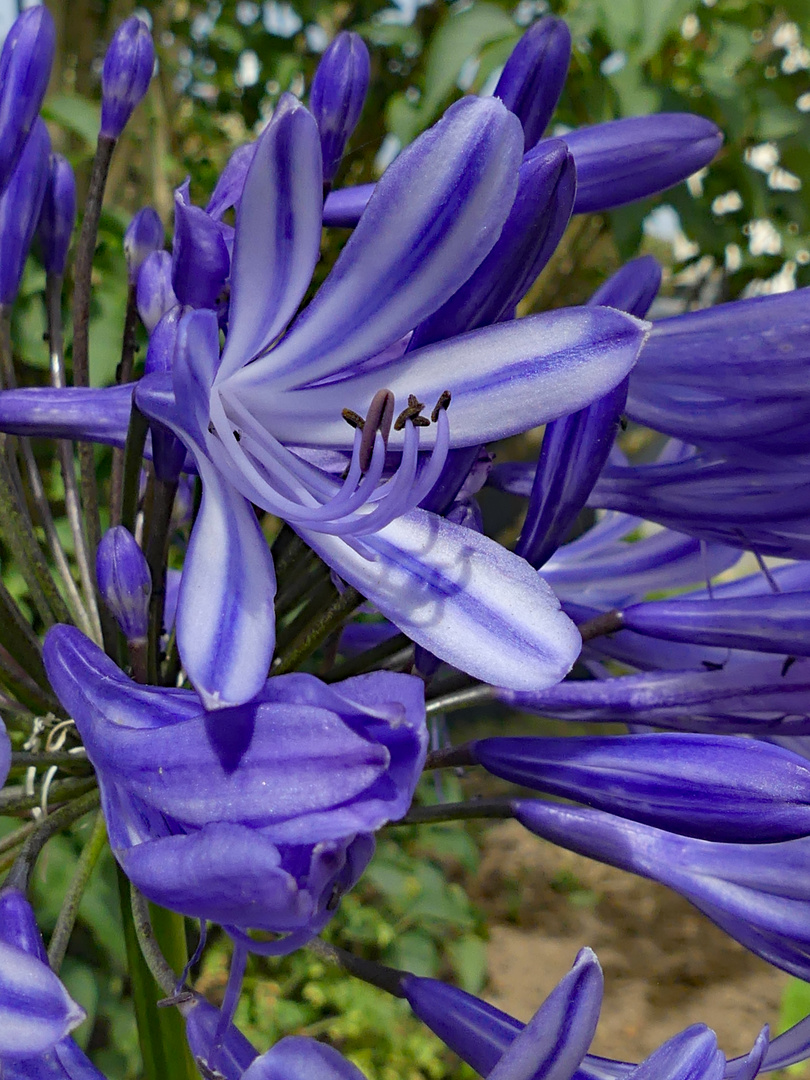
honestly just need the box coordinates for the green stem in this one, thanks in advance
[0,776,97,817]
[0,576,54,693]
[119,402,149,536]
[391,798,513,827]
[272,586,364,675]
[117,869,168,1080]
[143,476,177,684]
[4,787,100,892]
[307,938,406,998]
[324,633,411,682]
[10,750,88,769]
[425,683,496,717]
[110,283,141,526]
[47,810,108,973]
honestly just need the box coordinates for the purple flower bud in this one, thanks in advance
[207,143,256,220]
[495,16,572,150]
[242,1037,368,1080]
[184,995,259,1077]
[124,206,163,282]
[100,16,155,139]
[0,936,85,1059]
[310,32,370,183]
[0,116,50,305]
[137,249,177,333]
[0,6,55,195]
[96,526,151,641]
[172,182,230,309]
[36,153,76,277]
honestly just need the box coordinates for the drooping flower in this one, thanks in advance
[43,623,428,951]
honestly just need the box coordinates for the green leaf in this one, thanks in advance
[387,929,440,977]
[42,95,101,148]
[448,934,488,994]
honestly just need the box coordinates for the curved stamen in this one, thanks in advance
[359,388,395,472]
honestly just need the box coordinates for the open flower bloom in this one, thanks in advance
[43,624,427,952]
[0,92,648,710]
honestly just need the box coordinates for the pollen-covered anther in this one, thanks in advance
[394,393,429,431]
[431,390,451,422]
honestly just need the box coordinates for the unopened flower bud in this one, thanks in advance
[172,184,229,309]
[96,526,151,642]
[310,32,370,183]
[495,16,571,150]
[0,117,50,305]
[0,6,55,194]
[137,249,177,333]
[36,154,76,277]
[124,206,163,282]
[100,16,155,139]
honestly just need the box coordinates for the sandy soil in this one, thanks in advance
[473,821,793,1066]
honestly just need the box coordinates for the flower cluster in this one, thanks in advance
[0,5,809,1079]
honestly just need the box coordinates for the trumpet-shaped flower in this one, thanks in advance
[43,624,428,951]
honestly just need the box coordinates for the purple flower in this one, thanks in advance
[43,624,427,951]
[171,179,230,309]
[100,16,155,139]
[0,887,101,1075]
[0,117,50,306]
[96,526,151,641]
[36,154,76,278]
[137,249,178,333]
[124,206,163,282]
[494,16,571,150]
[310,32,370,184]
[512,799,810,981]
[0,6,55,196]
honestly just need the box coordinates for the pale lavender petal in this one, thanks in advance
[216,94,323,382]
[300,508,582,691]
[242,1036,368,1080]
[0,939,85,1057]
[177,456,276,709]
[235,307,647,450]
[487,947,602,1080]
[626,1027,724,1080]
[225,96,524,393]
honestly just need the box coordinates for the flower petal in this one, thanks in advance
[0,939,85,1058]
[225,95,524,392]
[177,456,277,710]
[627,1027,724,1080]
[234,306,648,450]
[216,94,323,382]
[0,384,135,446]
[242,1036,368,1080]
[299,508,582,691]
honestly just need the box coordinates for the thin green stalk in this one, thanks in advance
[274,555,331,616]
[4,787,100,892]
[0,576,53,692]
[0,656,58,715]
[149,902,199,1077]
[10,750,88,769]
[45,273,102,642]
[143,477,177,684]
[307,938,406,998]
[324,633,411,682]
[391,798,513,827]
[425,683,496,717]
[0,445,72,628]
[272,586,364,675]
[48,810,108,973]
[117,869,168,1080]
[0,776,97,816]
[71,133,117,578]
[110,282,141,526]
[119,402,149,536]
[274,576,340,653]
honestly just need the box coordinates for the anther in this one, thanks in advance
[359,389,395,472]
[431,390,451,422]
[342,408,365,430]
[394,394,428,431]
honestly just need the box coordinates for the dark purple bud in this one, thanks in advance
[124,206,163,282]
[100,16,155,139]
[96,526,151,641]
[0,116,50,305]
[310,32,370,183]
[323,181,373,227]
[495,16,571,149]
[0,6,55,194]
[472,733,810,842]
[564,114,723,214]
[172,183,230,309]
[36,153,76,277]
[514,256,660,568]
[411,139,575,348]
[137,249,177,333]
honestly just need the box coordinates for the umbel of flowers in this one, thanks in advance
[1,5,810,1079]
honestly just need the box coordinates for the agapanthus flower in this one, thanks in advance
[0,886,103,1077]
[43,623,427,951]
[0,6,55,196]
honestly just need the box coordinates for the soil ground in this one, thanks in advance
[474,820,797,1070]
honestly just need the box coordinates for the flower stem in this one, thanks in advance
[110,282,141,526]
[324,632,411,682]
[47,809,107,973]
[308,938,406,998]
[273,585,364,675]
[143,476,177,684]
[577,608,623,641]
[425,683,497,717]
[45,273,102,642]
[119,401,149,536]
[4,786,100,892]
[119,871,170,1080]
[391,798,513,827]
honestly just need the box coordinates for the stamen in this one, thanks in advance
[395,394,428,430]
[359,389,395,472]
[342,408,365,430]
[431,390,451,422]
